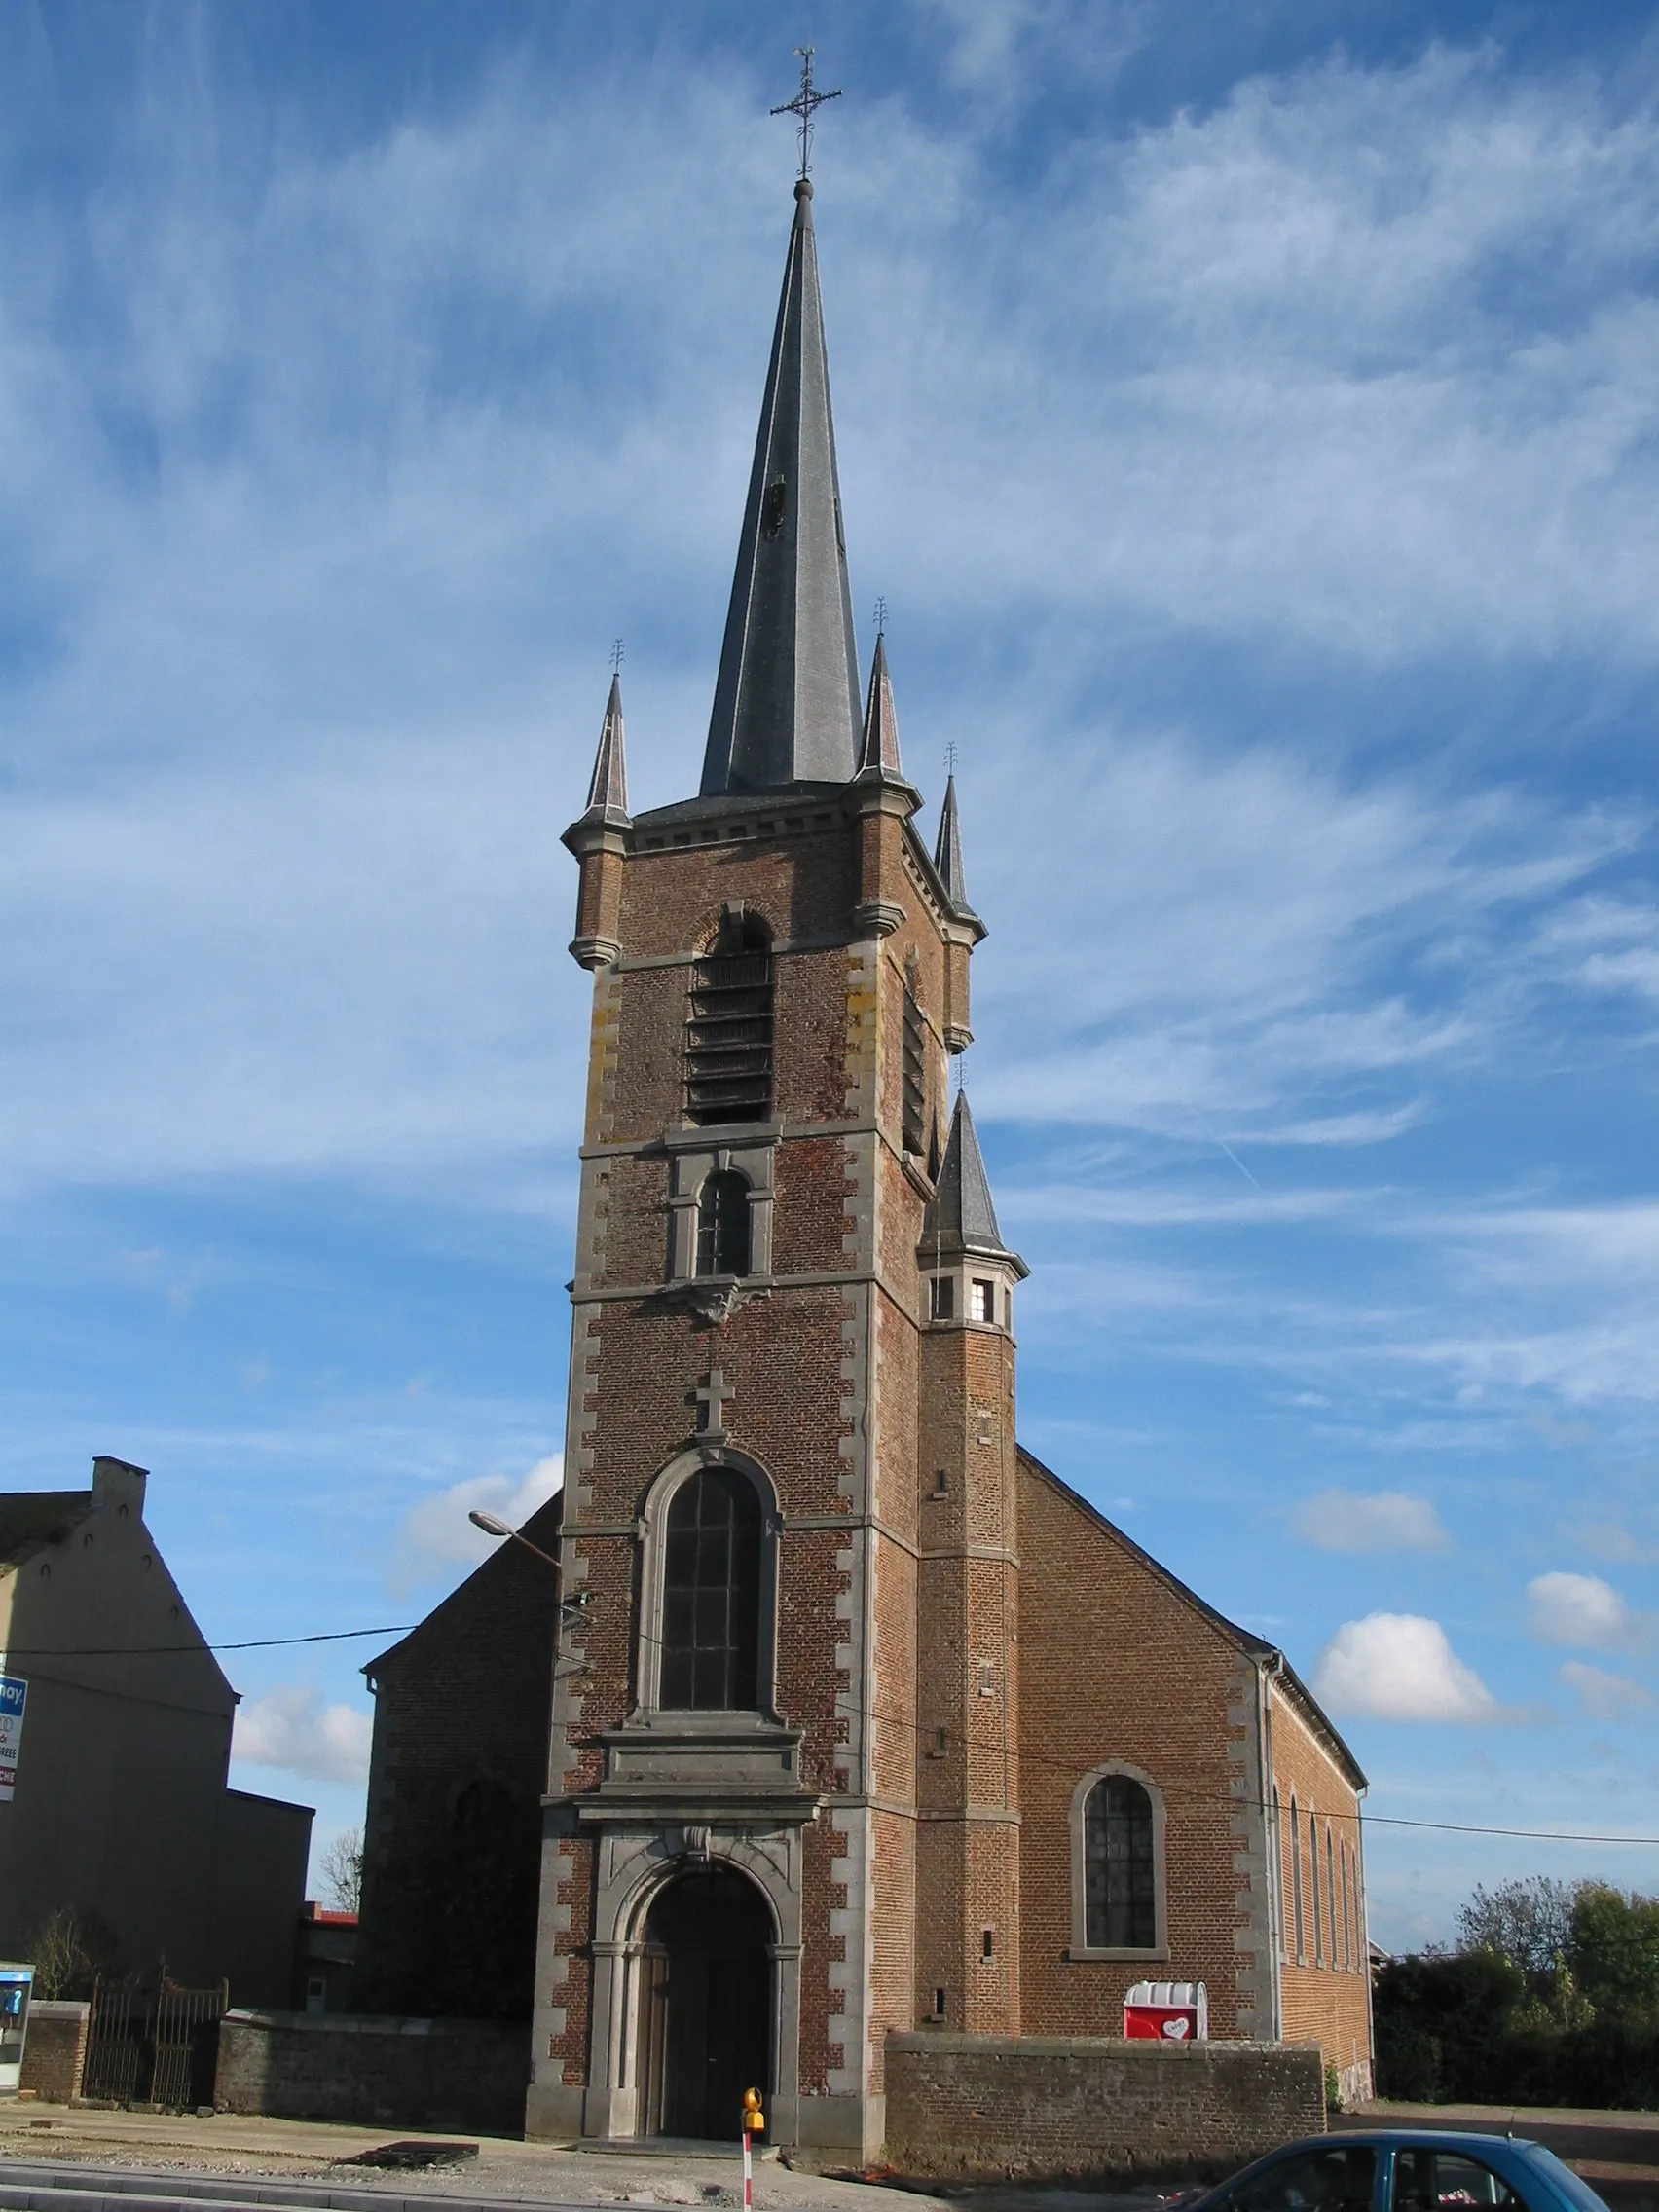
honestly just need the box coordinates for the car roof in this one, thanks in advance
[1277,2133,1541,2155]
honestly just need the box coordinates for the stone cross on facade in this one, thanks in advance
[692,1368,734,1441]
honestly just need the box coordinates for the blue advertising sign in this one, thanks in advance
[0,1677,26,1801]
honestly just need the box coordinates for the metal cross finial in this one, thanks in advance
[944,740,959,775]
[610,638,625,675]
[771,46,841,179]
[873,596,887,637]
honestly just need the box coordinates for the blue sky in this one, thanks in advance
[3,0,1659,1951]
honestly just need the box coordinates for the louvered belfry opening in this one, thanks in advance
[686,912,774,1125]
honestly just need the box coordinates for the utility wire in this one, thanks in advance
[17,1619,1659,1850]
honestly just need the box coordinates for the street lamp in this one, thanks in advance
[467,1509,592,1616]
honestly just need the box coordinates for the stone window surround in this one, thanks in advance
[666,1133,777,1284]
[1067,1760,1170,1963]
[631,1443,784,1726]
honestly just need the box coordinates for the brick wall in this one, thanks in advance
[1270,1687,1373,2098]
[214,2009,529,2135]
[19,2001,88,2103]
[1016,1453,1265,2041]
[883,2032,1326,2182]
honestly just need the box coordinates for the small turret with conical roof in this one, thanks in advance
[561,672,633,968]
[921,1091,1027,1281]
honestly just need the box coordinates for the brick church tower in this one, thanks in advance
[530,172,1025,2154]
[518,172,1374,2153]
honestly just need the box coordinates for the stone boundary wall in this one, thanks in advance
[19,2003,89,2105]
[215,2010,529,2137]
[883,2033,1327,2183]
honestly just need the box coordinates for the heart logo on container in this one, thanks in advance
[1161,2018,1191,2039]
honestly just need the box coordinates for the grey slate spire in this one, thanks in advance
[933,773,978,921]
[700,178,862,795]
[578,674,631,828]
[920,1091,1022,1267]
[856,629,903,779]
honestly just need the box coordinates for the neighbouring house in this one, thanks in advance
[292,1902,357,2013]
[0,1456,313,2003]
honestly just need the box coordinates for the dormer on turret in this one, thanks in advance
[562,674,632,970]
[919,1091,1028,1332]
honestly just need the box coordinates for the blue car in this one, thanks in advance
[1183,2133,1611,2212]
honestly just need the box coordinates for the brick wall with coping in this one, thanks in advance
[215,2009,528,2135]
[883,2031,1326,2182]
[19,2001,88,2104]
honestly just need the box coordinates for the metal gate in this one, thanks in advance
[84,1977,227,2108]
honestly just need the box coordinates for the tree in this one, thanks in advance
[27,1905,123,2000]
[1571,1884,1659,2014]
[1457,1876,1578,1976]
[319,1825,363,1914]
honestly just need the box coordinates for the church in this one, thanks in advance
[358,162,1374,2157]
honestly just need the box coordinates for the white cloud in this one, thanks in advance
[1527,1570,1647,1650]
[392,1454,563,1592]
[1311,1613,1503,1722]
[233,1686,373,1786]
[1559,1660,1658,1720]
[1292,1490,1451,1554]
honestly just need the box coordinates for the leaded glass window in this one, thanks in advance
[1084,1774,1156,1949]
[660,1467,762,1711]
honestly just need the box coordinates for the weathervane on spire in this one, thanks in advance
[771,45,841,179]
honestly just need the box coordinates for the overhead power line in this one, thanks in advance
[12,1618,1659,1850]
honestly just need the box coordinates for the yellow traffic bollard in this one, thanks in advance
[740,2087,765,2207]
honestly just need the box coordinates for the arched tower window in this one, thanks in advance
[660,1467,762,1711]
[686,913,773,1126]
[1084,1774,1157,1949]
[696,1171,752,1277]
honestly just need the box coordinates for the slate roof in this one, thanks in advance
[0,1492,92,1570]
[700,179,863,796]
[933,774,978,923]
[921,1093,1025,1272]
[576,673,630,829]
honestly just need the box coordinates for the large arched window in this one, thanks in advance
[1083,1774,1157,1950]
[686,913,773,1126]
[696,1171,752,1277]
[660,1467,762,1711]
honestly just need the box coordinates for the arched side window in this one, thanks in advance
[696,1170,752,1277]
[1272,1785,1286,1964]
[1310,1808,1324,1964]
[1327,1826,1339,1970]
[686,913,773,1127]
[660,1466,762,1711]
[1069,1763,1167,1959]
[1290,1796,1305,1963]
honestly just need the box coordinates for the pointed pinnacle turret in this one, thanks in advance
[856,630,903,779]
[578,673,631,828]
[933,773,979,923]
[920,1092,1027,1273]
[700,179,862,796]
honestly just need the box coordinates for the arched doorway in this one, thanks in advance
[636,1864,771,2140]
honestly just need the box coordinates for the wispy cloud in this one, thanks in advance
[391,1454,562,1595]
[1559,1660,1657,1720]
[1527,1571,1653,1652]
[233,1685,373,1787]
[1292,1490,1452,1555]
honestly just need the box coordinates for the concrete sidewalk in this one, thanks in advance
[0,2107,950,2212]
